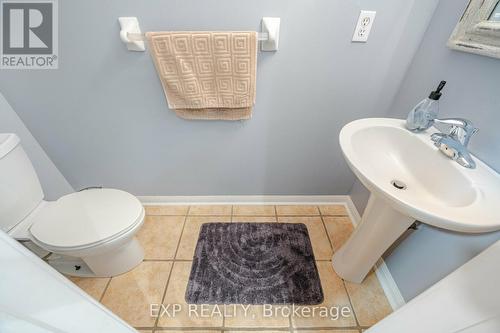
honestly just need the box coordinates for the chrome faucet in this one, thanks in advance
[430,118,478,169]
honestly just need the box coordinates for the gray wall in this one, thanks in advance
[349,179,370,216]
[0,93,73,200]
[352,0,500,301]
[0,0,438,196]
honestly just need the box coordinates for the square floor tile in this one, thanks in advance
[232,216,277,223]
[319,205,348,216]
[232,205,275,216]
[144,205,189,216]
[224,305,290,328]
[68,276,109,301]
[176,216,231,260]
[163,331,220,333]
[101,261,172,327]
[189,205,232,215]
[345,270,392,326]
[323,216,354,251]
[137,215,185,259]
[157,262,223,328]
[278,217,333,260]
[291,261,356,328]
[224,330,288,333]
[228,331,285,333]
[294,330,359,333]
[276,205,319,216]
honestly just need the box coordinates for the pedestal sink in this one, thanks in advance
[333,118,500,283]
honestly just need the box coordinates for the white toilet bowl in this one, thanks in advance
[0,133,145,277]
[17,188,145,277]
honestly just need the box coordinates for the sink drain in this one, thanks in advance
[391,180,407,190]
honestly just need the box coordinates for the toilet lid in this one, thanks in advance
[29,189,144,249]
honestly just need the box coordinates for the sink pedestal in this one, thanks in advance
[332,194,414,283]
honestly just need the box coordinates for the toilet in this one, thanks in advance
[0,133,145,277]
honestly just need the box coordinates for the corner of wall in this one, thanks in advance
[0,92,74,200]
[375,0,441,118]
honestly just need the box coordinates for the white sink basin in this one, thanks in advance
[332,118,500,283]
[342,118,500,233]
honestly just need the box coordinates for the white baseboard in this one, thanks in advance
[138,194,405,310]
[373,259,406,311]
[345,196,406,311]
[138,195,351,205]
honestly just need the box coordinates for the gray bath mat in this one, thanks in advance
[185,223,324,305]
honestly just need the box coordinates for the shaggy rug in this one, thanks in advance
[185,223,324,304]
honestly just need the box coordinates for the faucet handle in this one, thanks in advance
[433,118,478,147]
[433,118,468,133]
[461,126,478,147]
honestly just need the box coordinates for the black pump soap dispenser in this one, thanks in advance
[406,81,446,132]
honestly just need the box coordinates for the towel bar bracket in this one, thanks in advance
[118,17,145,51]
[261,17,280,51]
[118,17,280,52]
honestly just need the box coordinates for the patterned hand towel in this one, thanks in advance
[146,32,257,120]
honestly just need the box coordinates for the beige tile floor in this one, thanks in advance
[69,205,392,332]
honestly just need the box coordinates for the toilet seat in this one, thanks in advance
[29,189,144,251]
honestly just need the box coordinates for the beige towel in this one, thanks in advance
[146,31,257,120]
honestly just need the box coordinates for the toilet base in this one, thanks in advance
[48,255,95,277]
[48,237,144,277]
[82,238,144,277]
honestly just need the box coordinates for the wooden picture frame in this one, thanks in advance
[448,0,500,59]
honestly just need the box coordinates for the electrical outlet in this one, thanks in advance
[352,10,376,42]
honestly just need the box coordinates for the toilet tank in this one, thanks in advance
[0,133,44,232]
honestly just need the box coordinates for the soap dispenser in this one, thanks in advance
[406,81,446,132]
